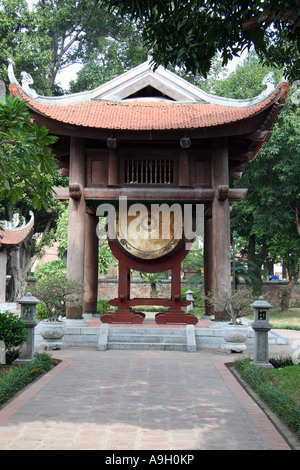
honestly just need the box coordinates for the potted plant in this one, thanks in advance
[203,288,254,353]
[32,274,83,350]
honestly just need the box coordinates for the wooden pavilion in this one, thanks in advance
[8,58,289,322]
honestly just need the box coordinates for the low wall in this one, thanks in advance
[261,281,300,307]
[98,278,173,300]
[98,278,300,307]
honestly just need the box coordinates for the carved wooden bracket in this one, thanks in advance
[247,129,272,142]
[217,185,229,200]
[107,137,118,149]
[180,136,191,148]
[69,183,82,199]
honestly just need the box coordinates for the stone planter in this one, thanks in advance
[39,320,67,350]
[221,324,249,353]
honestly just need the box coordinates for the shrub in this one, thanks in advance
[34,259,67,281]
[203,288,254,324]
[235,358,300,439]
[0,312,27,364]
[36,302,53,321]
[32,274,83,321]
[97,300,111,316]
[0,353,54,406]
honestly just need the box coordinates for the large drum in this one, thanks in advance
[114,204,184,261]
[101,203,198,324]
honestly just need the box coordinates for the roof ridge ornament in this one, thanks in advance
[0,211,34,231]
[21,71,38,99]
[262,72,275,91]
[7,58,38,99]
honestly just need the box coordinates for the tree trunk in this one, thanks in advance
[6,215,53,301]
[281,271,300,312]
[150,281,157,298]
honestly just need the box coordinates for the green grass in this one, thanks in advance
[0,353,55,408]
[268,308,300,330]
[235,358,300,440]
[244,307,300,330]
[265,364,300,405]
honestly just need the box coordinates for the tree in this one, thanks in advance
[69,20,147,93]
[0,93,66,300]
[0,95,58,209]
[229,78,300,309]
[203,53,300,308]
[0,0,147,95]
[0,0,53,94]
[103,0,300,81]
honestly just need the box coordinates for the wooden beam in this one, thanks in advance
[53,186,248,202]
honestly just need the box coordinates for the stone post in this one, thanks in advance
[18,292,40,361]
[250,296,274,370]
[185,290,194,312]
[0,251,7,303]
[0,340,5,365]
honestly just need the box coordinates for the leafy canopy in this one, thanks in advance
[103,0,300,81]
[0,95,58,209]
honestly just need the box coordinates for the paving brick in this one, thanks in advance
[0,347,294,450]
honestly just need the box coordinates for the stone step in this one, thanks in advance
[107,341,187,351]
[98,324,196,352]
[107,327,186,336]
[108,333,186,344]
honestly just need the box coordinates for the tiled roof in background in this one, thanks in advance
[0,223,34,247]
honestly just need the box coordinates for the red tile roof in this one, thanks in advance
[0,223,34,247]
[9,82,289,131]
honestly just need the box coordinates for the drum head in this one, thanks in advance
[115,204,184,260]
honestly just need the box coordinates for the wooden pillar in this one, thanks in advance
[83,210,99,314]
[204,214,214,316]
[107,137,119,187]
[211,137,231,321]
[179,137,191,187]
[66,137,86,319]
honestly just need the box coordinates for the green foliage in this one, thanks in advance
[0,0,147,94]
[34,259,67,281]
[69,19,147,93]
[234,259,263,296]
[97,300,111,316]
[181,286,204,308]
[0,95,58,209]
[104,0,300,81]
[55,208,68,259]
[32,274,83,321]
[235,359,300,438]
[182,248,203,286]
[0,353,54,407]
[0,311,27,364]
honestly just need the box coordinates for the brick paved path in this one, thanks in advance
[0,348,291,450]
